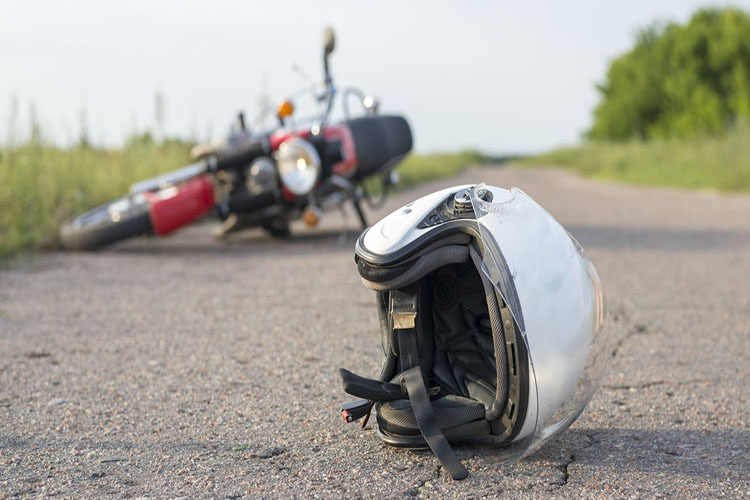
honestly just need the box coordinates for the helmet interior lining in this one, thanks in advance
[360,238,515,443]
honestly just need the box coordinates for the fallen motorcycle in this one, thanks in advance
[60,28,412,250]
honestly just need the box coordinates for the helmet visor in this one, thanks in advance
[471,185,608,459]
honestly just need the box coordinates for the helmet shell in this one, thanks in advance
[357,184,608,459]
[358,185,475,262]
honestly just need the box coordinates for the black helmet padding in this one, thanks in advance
[340,234,518,479]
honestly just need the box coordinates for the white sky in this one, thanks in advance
[1,0,748,153]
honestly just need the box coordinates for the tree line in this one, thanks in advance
[589,7,750,140]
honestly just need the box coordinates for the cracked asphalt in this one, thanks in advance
[1,166,749,499]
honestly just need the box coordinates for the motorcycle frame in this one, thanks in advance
[127,30,394,236]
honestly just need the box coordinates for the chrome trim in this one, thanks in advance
[129,161,207,194]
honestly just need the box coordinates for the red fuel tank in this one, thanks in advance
[146,176,215,235]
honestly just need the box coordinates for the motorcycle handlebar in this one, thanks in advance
[211,138,269,171]
[129,138,268,195]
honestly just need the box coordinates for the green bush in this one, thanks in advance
[589,7,750,140]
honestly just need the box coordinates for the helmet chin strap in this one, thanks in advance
[390,290,469,480]
[343,231,518,479]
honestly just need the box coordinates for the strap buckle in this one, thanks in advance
[390,290,417,329]
[341,399,373,427]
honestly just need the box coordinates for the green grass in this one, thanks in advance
[0,144,486,258]
[0,142,192,257]
[361,150,487,196]
[522,124,750,192]
[394,150,486,190]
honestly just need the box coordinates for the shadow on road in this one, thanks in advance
[108,229,362,259]
[477,427,748,480]
[566,225,750,251]
[3,427,745,483]
[101,223,750,259]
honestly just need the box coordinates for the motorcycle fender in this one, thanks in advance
[146,176,215,235]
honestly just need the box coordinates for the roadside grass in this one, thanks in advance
[0,145,487,258]
[394,150,486,190]
[0,143,191,257]
[521,124,750,192]
[361,150,487,197]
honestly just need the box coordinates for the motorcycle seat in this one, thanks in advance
[346,115,413,180]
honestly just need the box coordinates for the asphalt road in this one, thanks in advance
[1,166,749,499]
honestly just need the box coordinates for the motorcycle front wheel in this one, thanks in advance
[59,195,152,250]
[261,218,291,239]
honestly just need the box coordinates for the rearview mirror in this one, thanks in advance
[323,27,336,56]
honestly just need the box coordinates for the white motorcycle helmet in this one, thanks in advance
[339,184,608,480]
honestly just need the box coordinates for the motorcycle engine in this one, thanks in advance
[246,157,277,195]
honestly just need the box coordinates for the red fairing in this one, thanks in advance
[326,125,358,176]
[145,176,215,235]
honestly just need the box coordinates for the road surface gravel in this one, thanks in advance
[1,166,748,499]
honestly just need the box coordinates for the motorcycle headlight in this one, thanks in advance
[276,138,321,196]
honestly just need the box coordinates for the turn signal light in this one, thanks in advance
[277,100,295,119]
[303,206,321,227]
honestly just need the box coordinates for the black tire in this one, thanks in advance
[59,196,152,250]
[261,219,291,239]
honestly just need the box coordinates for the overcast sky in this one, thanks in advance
[2,0,749,153]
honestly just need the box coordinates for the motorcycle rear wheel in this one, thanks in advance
[59,195,152,250]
